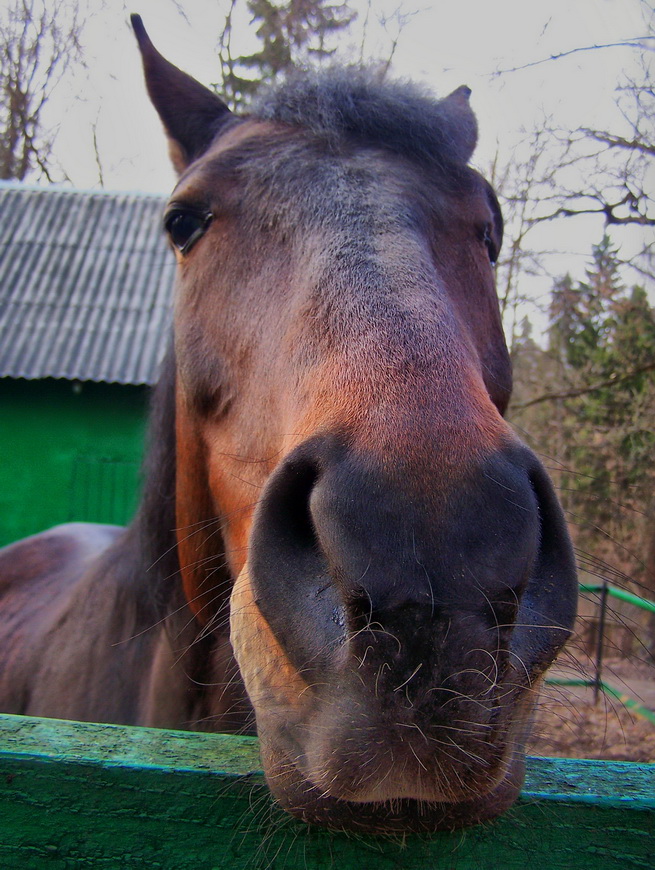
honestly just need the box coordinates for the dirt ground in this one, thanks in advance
[527,653,655,762]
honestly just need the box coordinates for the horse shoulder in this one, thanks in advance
[0,522,122,630]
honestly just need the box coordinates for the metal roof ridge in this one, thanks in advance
[0,179,169,201]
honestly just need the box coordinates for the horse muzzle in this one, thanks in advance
[229,431,577,831]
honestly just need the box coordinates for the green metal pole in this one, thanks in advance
[605,585,655,613]
[594,579,609,704]
[579,583,655,613]
[599,681,655,726]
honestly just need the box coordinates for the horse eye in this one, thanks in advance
[482,224,498,265]
[164,209,211,254]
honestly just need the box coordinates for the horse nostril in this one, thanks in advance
[508,457,578,672]
[249,438,577,683]
[249,441,345,674]
[266,455,320,553]
[251,452,324,584]
[488,597,519,630]
[343,589,375,631]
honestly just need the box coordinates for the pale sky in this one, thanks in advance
[58,0,647,190]
[43,0,653,328]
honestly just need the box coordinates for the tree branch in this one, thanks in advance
[512,361,655,412]
[582,129,655,156]
[527,192,655,227]
[494,37,655,75]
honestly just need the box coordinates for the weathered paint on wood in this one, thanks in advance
[0,713,653,869]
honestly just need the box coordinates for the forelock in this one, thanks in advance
[250,67,477,169]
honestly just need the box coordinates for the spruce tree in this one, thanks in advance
[219,0,356,110]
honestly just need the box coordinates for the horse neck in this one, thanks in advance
[129,345,179,615]
[121,346,250,731]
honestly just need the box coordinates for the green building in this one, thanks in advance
[0,182,175,547]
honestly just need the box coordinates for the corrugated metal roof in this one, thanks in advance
[0,181,175,385]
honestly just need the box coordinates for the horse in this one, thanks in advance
[0,15,578,834]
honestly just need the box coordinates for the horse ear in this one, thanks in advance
[131,14,232,173]
[438,85,478,164]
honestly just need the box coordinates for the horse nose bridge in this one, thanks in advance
[297,339,519,480]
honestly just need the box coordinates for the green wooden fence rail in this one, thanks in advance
[0,713,653,869]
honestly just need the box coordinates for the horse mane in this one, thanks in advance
[122,342,181,619]
[251,67,476,171]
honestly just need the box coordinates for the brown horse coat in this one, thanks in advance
[0,17,578,833]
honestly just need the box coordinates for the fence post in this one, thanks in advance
[594,578,609,704]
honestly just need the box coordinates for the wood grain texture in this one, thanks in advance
[0,713,653,869]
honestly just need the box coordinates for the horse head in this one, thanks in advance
[133,16,577,833]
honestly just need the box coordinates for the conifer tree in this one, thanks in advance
[219,0,356,110]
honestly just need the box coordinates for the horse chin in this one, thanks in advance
[230,567,540,832]
[255,693,536,831]
[259,735,527,834]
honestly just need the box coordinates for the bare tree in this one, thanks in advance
[488,125,560,350]
[357,0,419,78]
[216,0,356,111]
[0,0,84,182]
[498,13,654,290]
[537,78,654,274]
[496,5,655,658]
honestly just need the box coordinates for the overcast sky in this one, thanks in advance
[43,0,652,328]
[57,0,646,188]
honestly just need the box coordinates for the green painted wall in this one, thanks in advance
[0,378,148,547]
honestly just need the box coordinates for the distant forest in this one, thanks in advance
[509,235,655,651]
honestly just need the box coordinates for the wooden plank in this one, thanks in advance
[0,713,653,869]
